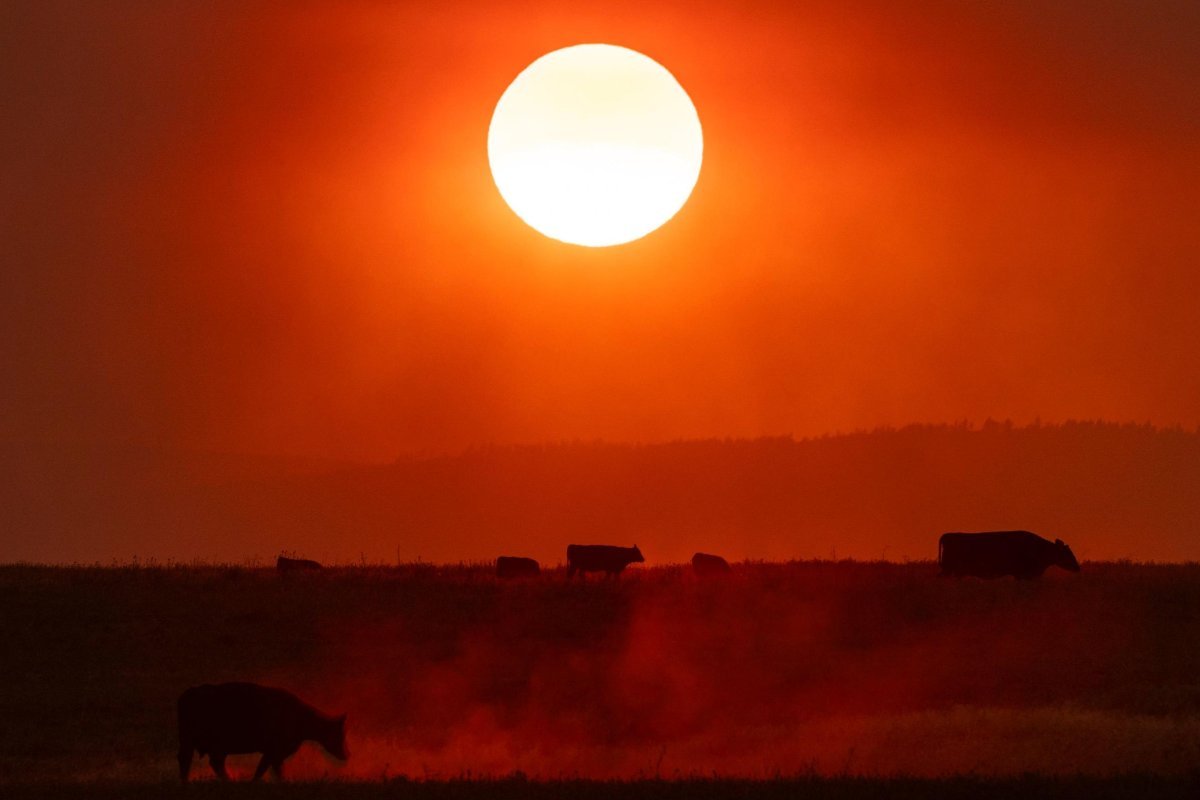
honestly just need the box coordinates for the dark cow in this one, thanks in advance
[276,555,322,573]
[496,556,540,578]
[177,682,347,782]
[939,530,1081,580]
[566,544,644,578]
[691,552,732,577]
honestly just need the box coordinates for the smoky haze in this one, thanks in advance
[3,421,1198,564]
[2,1,1199,461]
[176,563,1200,779]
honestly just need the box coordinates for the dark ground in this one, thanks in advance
[5,776,1200,800]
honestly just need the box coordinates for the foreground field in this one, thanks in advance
[1,561,1199,783]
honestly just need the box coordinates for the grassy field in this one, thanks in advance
[1,561,1198,788]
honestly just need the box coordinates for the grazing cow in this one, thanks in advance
[276,555,322,573]
[691,552,732,577]
[496,556,540,578]
[939,530,1081,580]
[566,544,644,578]
[177,682,347,782]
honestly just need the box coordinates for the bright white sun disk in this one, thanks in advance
[488,44,703,247]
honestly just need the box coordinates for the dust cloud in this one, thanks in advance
[259,562,1200,779]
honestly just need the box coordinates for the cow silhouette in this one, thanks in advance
[496,556,540,578]
[939,530,1081,579]
[566,544,644,578]
[177,682,347,782]
[691,552,732,576]
[276,556,322,573]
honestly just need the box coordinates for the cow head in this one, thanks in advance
[322,714,349,761]
[631,544,645,563]
[1055,539,1081,572]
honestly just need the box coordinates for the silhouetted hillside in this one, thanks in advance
[2,421,1198,563]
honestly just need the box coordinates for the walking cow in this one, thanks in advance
[566,544,644,578]
[938,530,1081,580]
[177,682,347,782]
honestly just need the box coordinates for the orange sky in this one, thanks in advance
[4,0,1199,461]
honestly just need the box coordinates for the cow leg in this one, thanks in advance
[210,753,230,781]
[177,744,193,783]
[271,757,286,781]
[252,754,272,782]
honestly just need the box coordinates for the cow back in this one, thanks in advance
[567,544,642,572]
[939,530,1061,579]
[692,552,732,576]
[277,556,322,573]
[496,556,540,578]
[178,683,322,756]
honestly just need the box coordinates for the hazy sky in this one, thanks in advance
[4,0,1198,461]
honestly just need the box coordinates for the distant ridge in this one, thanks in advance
[2,421,1198,564]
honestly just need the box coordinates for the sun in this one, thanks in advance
[488,44,703,248]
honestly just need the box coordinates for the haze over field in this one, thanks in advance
[3,422,1198,564]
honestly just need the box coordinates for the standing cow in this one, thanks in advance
[496,556,540,578]
[566,544,644,578]
[691,552,732,577]
[177,682,347,782]
[938,530,1081,579]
